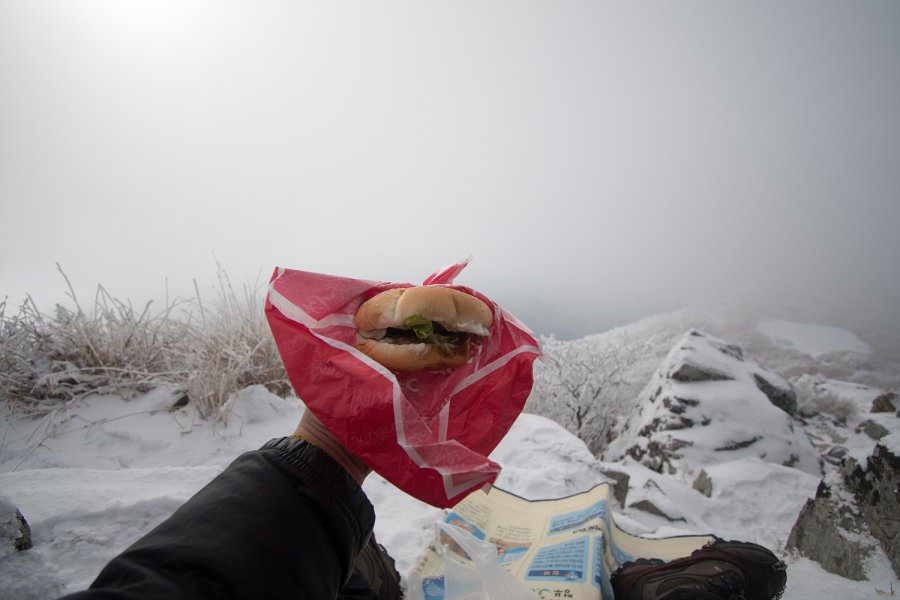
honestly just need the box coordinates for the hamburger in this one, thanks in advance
[354,286,493,372]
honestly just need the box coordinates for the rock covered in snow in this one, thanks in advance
[609,456,821,544]
[856,419,890,441]
[784,367,900,581]
[752,373,798,415]
[871,392,898,413]
[788,434,900,581]
[843,443,900,575]
[0,495,31,559]
[490,413,614,500]
[788,438,900,580]
[604,330,820,478]
[786,479,876,581]
[692,469,713,497]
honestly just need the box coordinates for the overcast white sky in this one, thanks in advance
[1,1,898,339]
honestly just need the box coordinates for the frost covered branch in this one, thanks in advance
[0,265,290,421]
[527,333,646,454]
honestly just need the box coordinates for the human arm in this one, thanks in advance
[60,413,374,600]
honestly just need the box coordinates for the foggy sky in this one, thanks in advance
[2,1,898,339]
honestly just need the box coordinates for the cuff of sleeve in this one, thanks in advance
[261,436,375,553]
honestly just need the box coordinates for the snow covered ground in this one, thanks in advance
[1,379,897,598]
[757,319,872,359]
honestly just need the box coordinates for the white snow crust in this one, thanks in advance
[757,319,871,358]
[1,388,896,598]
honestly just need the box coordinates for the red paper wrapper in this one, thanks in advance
[265,260,541,508]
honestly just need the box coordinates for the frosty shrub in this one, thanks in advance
[0,278,184,416]
[527,334,645,454]
[792,373,857,425]
[0,265,290,421]
[173,265,292,419]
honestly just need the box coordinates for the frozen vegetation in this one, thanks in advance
[0,266,290,421]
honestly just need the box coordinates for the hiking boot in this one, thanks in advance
[611,538,787,600]
[349,534,403,600]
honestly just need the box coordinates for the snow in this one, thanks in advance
[696,458,821,548]
[1,387,897,598]
[784,558,897,600]
[757,319,871,359]
[0,387,303,598]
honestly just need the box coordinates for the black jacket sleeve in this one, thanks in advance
[61,437,375,600]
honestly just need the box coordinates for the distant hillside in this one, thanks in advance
[526,297,900,455]
[526,297,900,584]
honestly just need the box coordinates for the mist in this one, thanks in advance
[2,1,898,340]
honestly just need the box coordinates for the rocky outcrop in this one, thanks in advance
[601,468,630,506]
[753,373,797,415]
[843,443,900,575]
[604,330,820,477]
[692,469,713,497]
[786,481,875,580]
[626,479,687,522]
[12,509,30,551]
[856,420,889,441]
[1,495,32,558]
[788,442,899,579]
[628,499,686,522]
[871,392,898,413]
[669,361,732,383]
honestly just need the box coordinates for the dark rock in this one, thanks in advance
[753,374,798,415]
[13,509,31,551]
[1,497,32,555]
[715,436,762,452]
[789,443,900,579]
[628,499,686,522]
[627,438,694,474]
[665,417,695,431]
[669,361,732,383]
[786,481,873,580]
[601,469,630,506]
[855,419,889,441]
[823,446,849,466]
[663,397,699,415]
[871,392,898,413]
[663,397,681,414]
[693,470,713,497]
[709,340,744,361]
[170,393,190,410]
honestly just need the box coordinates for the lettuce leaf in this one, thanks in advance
[403,314,434,340]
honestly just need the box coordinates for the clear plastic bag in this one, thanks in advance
[408,522,535,600]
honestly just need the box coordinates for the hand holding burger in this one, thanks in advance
[354,286,493,372]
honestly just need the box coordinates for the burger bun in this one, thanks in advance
[354,286,492,335]
[354,286,493,372]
